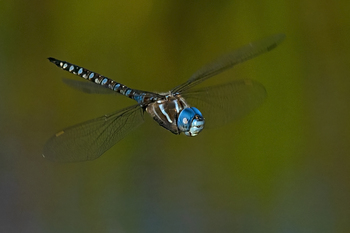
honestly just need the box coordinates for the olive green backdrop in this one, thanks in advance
[1,0,349,232]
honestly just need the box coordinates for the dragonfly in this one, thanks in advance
[43,34,285,162]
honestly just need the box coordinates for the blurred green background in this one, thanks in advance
[1,0,349,232]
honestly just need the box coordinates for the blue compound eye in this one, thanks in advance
[177,107,205,136]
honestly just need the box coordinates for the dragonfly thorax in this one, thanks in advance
[145,94,205,136]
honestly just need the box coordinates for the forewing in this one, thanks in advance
[182,79,267,129]
[43,104,144,162]
[172,34,285,93]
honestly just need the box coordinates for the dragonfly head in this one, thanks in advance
[177,107,205,136]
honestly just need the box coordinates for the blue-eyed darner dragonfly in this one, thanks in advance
[43,34,285,162]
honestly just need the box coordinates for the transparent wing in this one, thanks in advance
[62,78,118,95]
[181,79,267,129]
[43,104,144,162]
[172,34,285,93]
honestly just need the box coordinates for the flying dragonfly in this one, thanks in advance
[43,34,285,162]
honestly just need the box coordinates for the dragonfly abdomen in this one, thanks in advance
[48,57,156,103]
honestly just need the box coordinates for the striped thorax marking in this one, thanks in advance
[159,104,173,123]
